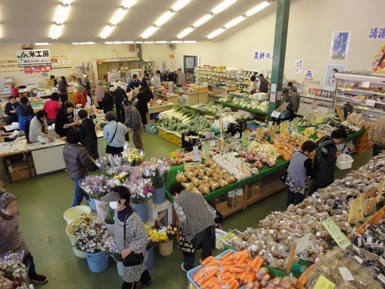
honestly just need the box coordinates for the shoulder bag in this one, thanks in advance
[105,123,118,153]
[122,215,144,267]
[280,160,290,183]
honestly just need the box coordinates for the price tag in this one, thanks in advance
[378,274,385,284]
[348,197,364,224]
[380,256,385,266]
[242,130,250,148]
[192,146,200,162]
[271,110,281,118]
[313,275,336,289]
[362,81,370,88]
[377,179,385,204]
[202,142,209,159]
[322,218,351,249]
[354,255,364,264]
[255,128,264,141]
[367,236,373,244]
[338,267,355,282]
[366,99,376,107]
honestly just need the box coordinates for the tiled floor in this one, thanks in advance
[3,133,373,289]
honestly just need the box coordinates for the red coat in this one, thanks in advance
[74,91,87,108]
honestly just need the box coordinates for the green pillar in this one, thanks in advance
[268,0,291,119]
[137,44,143,61]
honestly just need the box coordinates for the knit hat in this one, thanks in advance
[0,192,16,211]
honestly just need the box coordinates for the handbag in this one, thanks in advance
[106,123,118,153]
[122,215,144,267]
[280,161,290,183]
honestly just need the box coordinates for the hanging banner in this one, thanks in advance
[51,54,72,69]
[0,56,22,72]
[294,59,304,73]
[16,49,51,66]
[24,65,53,74]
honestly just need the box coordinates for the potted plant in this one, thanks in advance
[126,177,154,223]
[104,203,115,236]
[157,226,177,256]
[72,214,112,273]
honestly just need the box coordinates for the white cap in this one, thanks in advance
[83,74,88,78]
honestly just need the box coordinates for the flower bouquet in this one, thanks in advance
[80,175,111,200]
[123,148,145,167]
[0,253,27,289]
[72,214,111,254]
[126,177,154,204]
[141,158,170,188]
[94,155,132,177]
[107,172,129,187]
[106,240,123,263]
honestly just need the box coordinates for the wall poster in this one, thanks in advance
[325,64,345,88]
[330,32,351,61]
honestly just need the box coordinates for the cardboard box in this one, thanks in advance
[227,189,243,209]
[10,168,35,182]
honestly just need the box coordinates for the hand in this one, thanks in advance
[98,201,106,209]
[369,141,374,147]
[336,151,341,157]
[121,248,131,259]
[127,128,132,132]
[48,134,55,140]
[10,110,16,114]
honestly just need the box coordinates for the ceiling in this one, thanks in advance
[0,0,277,44]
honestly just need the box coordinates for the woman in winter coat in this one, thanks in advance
[101,186,151,289]
[16,96,34,131]
[285,140,317,207]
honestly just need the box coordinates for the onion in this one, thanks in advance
[272,277,281,287]
[290,277,298,287]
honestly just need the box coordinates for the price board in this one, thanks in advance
[313,275,336,289]
[322,218,351,249]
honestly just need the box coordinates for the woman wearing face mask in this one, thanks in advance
[101,186,151,289]
[0,192,48,284]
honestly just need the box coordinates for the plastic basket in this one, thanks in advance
[217,229,242,249]
[336,154,353,170]
[145,124,158,135]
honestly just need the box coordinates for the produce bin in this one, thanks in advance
[145,124,158,135]
[158,127,167,138]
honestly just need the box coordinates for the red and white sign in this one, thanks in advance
[24,65,52,74]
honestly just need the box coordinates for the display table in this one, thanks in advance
[147,102,174,124]
[154,93,179,103]
[214,100,268,116]
[175,91,208,106]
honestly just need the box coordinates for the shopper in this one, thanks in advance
[113,86,128,123]
[153,70,162,88]
[43,92,61,124]
[10,82,21,98]
[309,128,348,196]
[82,75,92,98]
[258,74,269,93]
[283,82,297,102]
[103,112,128,156]
[57,76,68,105]
[127,74,141,92]
[78,109,99,169]
[50,75,58,86]
[141,73,151,86]
[249,75,258,94]
[101,186,152,289]
[4,97,20,125]
[123,100,144,151]
[63,128,93,206]
[135,85,154,129]
[285,83,300,120]
[55,102,78,138]
[74,86,88,108]
[186,70,194,84]
[176,68,185,87]
[102,88,114,113]
[170,183,216,272]
[0,192,48,284]
[29,110,55,143]
[285,140,317,207]
[369,116,385,157]
[16,96,34,131]
[95,81,105,109]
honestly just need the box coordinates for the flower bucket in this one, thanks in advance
[133,201,148,223]
[105,222,115,237]
[85,251,109,273]
[159,239,173,256]
[145,246,155,270]
[89,198,97,211]
[65,222,86,258]
[116,261,124,277]
[94,199,106,224]
[130,166,142,181]
[153,186,166,204]
[63,205,91,225]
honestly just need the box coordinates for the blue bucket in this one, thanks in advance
[85,251,109,273]
[89,198,97,211]
[133,202,148,223]
[146,246,154,270]
[153,187,166,204]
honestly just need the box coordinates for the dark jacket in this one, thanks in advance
[55,109,75,137]
[113,87,128,105]
[63,143,92,179]
[16,104,33,117]
[135,91,153,114]
[313,136,337,187]
[79,118,97,145]
[127,79,141,92]
[125,106,142,131]
[259,77,269,93]
[57,81,68,96]
[102,91,114,113]
[4,102,20,124]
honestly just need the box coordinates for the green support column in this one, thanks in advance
[268,0,291,120]
[137,44,143,61]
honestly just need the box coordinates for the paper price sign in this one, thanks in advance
[242,130,250,148]
[322,218,351,250]
[348,197,364,224]
[313,275,336,289]
[202,142,209,159]
[255,128,264,141]
[377,179,385,204]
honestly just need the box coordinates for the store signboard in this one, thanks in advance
[0,56,21,72]
[24,65,52,74]
[51,54,72,68]
[16,49,51,66]
[368,27,385,39]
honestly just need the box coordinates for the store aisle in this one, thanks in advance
[3,134,372,289]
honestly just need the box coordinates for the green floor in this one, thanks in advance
[4,133,373,289]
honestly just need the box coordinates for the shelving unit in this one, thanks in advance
[334,72,385,120]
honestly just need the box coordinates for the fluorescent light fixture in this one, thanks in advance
[62,0,72,4]
[55,5,70,24]
[172,0,190,11]
[35,42,52,46]
[225,16,245,29]
[86,42,95,44]
[122,0,137,8]
[113,41,123,44]
[144,41,155,44]
[177,27,194,39]
[171,40,183,43]
[212,0,237,14]
[246,1,270,16]
[155,41,168,43]
[50,24,62,39]
[73,42,96,45]
[110,8,128,25]
[183,40,196,43]
[100,25,115,39]
[155,11,174,27]
[105,41,113,44]
[141,26,158,39]
[207,28,225,39]
[123,41,134,44]
[193,14,213,28]
[136,41,143,43]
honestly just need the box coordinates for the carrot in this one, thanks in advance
[253,258,264,272]
[201,256,214,265]
[229,267,243,273]
[220,251,233,260]
[251,256,260,267]
[238,254,250,264]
